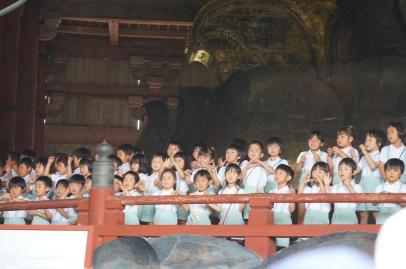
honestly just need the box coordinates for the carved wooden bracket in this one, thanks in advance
[127,95,147,120]
[146,75,165,89]
[39,12,61,41]
[46,92,66,117]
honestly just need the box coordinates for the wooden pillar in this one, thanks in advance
[0,1,23,156]
[245,199,277,258]
[15,0,40,151]
[34,42,47,156]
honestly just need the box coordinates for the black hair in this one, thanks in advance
[384,158,405,174]
[151,152,166,161]
[167,140,183,152]
[114,175,123,182]
[366,129,387,150]
[387,122,406,140]
[34,158,47,168]
[73,147,91,159]
[197,145,216,160]
[338,157,357,171]
[123,171,140,184]
[193,169,212,183]
[56,179,69,189]
[173,152,191,170]
[308,130,324,143]
[225,163,242,175]
[192,142,207,151]
[133,147,144,155]
[8,151,20,163]
[36,176,53,189]
[18,157,34,169]
[266,137,282,149]
[310,161,330,175]
[9,176,26,190]
[275,164,294,179]
[86,175,92,180]
[117,144,135,156]
[130,154,149,174]
[20,149,36,161]
[337,126,355,138]
[69,174,86,186]
[226,143,243,157]
[79,157,94,173]
[109,155,123,166]
[55,154,68,167]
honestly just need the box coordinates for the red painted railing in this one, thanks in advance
[0,193,405,260]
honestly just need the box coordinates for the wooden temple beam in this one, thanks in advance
[108,20,119,46]
[46,82,180,98]
[58,25,187,40]
[60,16,193,27]
[47,43,186,59]
[44,124,141,145]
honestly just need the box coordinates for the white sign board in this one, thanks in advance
[0,229,89,269]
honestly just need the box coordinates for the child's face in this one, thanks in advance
[197,154,213,168]
[55,184,69,198]
[385,167,402,184]
[79,164,90,176]
[195,175,210,192]
[386,126,401,144]
[174,157,185,170]
[114,178,122,192]
[161,171,175,190]
[131,162,140,173]
[9,186,24,198]
[167,144,180,158]
[151,156,164,172]
[35,181,49,197]
[364,134,379,152]
[122,175,138,191]
[275,169,291,185]
[56,162,67,175]
[84,178,92,192]
[266,144,280,158]
[69,182,83,196]
[249,144,264,161]
[225,169,240,185]
[117,150,130,164]
[225,148,239,163]
[338,163,355,181]
[336,133,352,148]
[35,163,45,176]
[311,166,328,182]
[308,136,323,151]
[192,147,200,161]
[17,164,31,177]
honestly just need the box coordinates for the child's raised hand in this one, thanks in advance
[47,156,55,164]
[300,154,306,164]
[332,146,340,154]
[184,169,192,183]
[218,157,225,168]
[359,144,367,154]
[68,155,73,164]
[4,162,11,174]
[323,173,332,186]
[137,182,146,193]
[350,148,356,160]
[163,158,172,169]
[327,147,333,157]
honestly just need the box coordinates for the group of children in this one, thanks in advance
[1,122,406,248]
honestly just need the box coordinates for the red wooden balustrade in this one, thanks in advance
[0,193,405,260]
